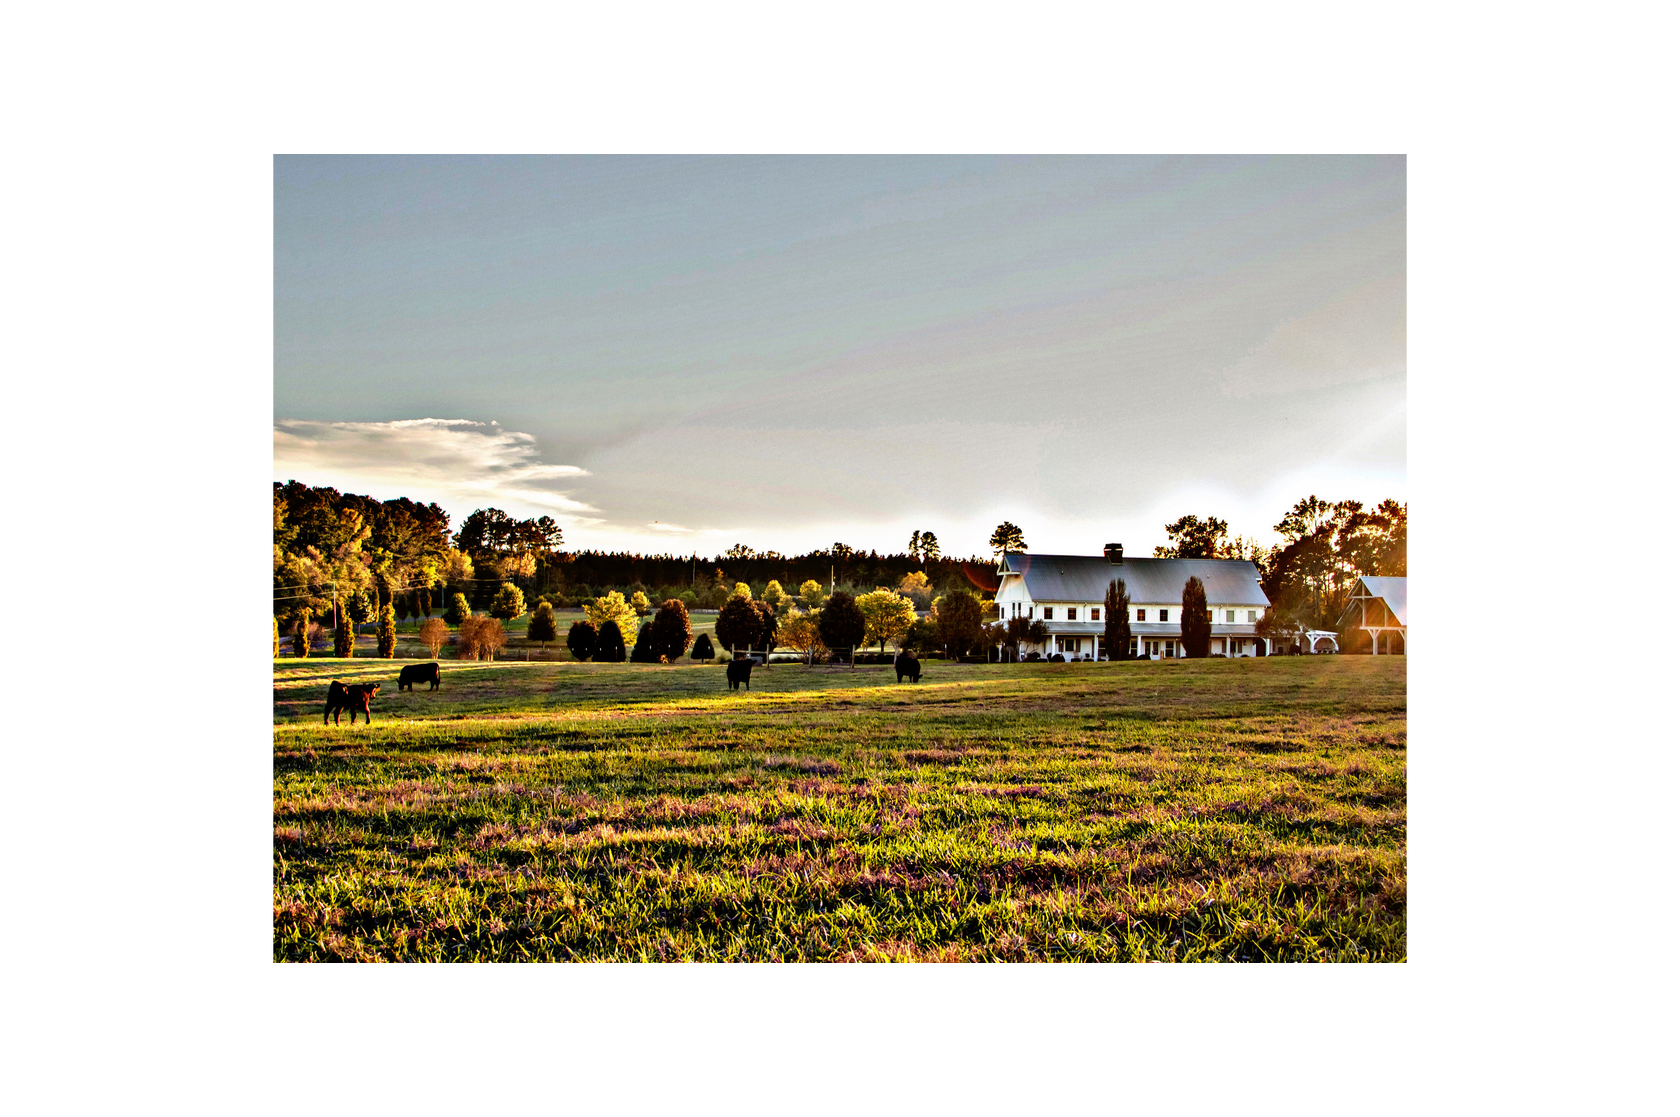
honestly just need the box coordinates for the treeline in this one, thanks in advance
[273,480,992,635]
[1153,497,1407,632]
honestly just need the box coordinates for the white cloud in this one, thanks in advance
[273,418,600,522]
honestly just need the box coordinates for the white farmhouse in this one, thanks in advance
[994,544,1274,660]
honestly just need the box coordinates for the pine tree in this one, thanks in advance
[294,609,311,658]
[1181,577,1211,658]
[1104,578,1132,661]
[377,603,397,658]
[690,632,715,661]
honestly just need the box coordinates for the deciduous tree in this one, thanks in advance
[817,590,867,663]
[583,591,638,635]
[780,611,827,666]
[630,590,650,616]
[419,617,449,657]
[715,596,762,655]
[935,590,984,659]
[649,600,693,663]
[799,579,826,610]
[857,589,916,653]
[1155,515,1231,558]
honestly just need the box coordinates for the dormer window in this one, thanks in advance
[1159,609,1168,622]
[1091,608,1100,621]
[1136,608,1145,621]
[1067,608,1076,620]
[1227,610,1235,623]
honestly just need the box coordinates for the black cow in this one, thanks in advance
[726,658,754,690]
[324,680,380,725]
[398,662,441,691]
[894,652,921,683]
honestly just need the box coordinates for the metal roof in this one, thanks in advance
[998,553,1269,607]
[1030,621,1261,636]
[1352,576,1407,625]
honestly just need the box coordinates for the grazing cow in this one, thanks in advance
[894,652,921,683]
[726,658,754,690]
[324,680,380,725]
[398,662,441,691]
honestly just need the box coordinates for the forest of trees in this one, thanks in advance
[274,479,1404,653]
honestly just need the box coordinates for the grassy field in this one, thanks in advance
[274,655,1406,962]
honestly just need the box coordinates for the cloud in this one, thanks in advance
[273,418,599,522]
[1218,272,1405,399]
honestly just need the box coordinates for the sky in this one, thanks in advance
[275,155,1405,559]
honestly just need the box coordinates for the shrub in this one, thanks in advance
[566,620,598,661]
[650,600,693,663]
[527,601,559,648]
[594,620,627,663]
[293,609,312,658]
[679,589,698,608]
[419,617,449,657]
[690,632,714,660]
[444,593,470,626]
[817,590,867,660]
[901,616,938,656]
[1181,577,1211,658]
[376,604,397,657]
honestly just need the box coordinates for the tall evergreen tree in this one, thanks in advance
[273,614,279,658]
[690,632,715,661]
[377,603,397,658]
[594,620,627,662]
[1181,577,1211,658]
[649,600,694,663]
[629,621,657,662]
[1104,578,1131,661]
[294,609,311,658]
[527,601,559,649]
[566,620,597,661]
[444,593,470,626]
[333,610,354,658]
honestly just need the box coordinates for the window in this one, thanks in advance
[1247,610,1256,623]
[1137,608,1145,621]
[1091,608,1100,621]
[1044,606,1055,619]
[1226,609,1235,623]
[1159,609,1168,622]
[1067,608,1076,620]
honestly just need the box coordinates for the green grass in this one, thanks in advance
[274,656,1405,962]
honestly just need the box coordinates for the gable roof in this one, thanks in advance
[1353,576,1407,625]
[998,553,1269,606]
